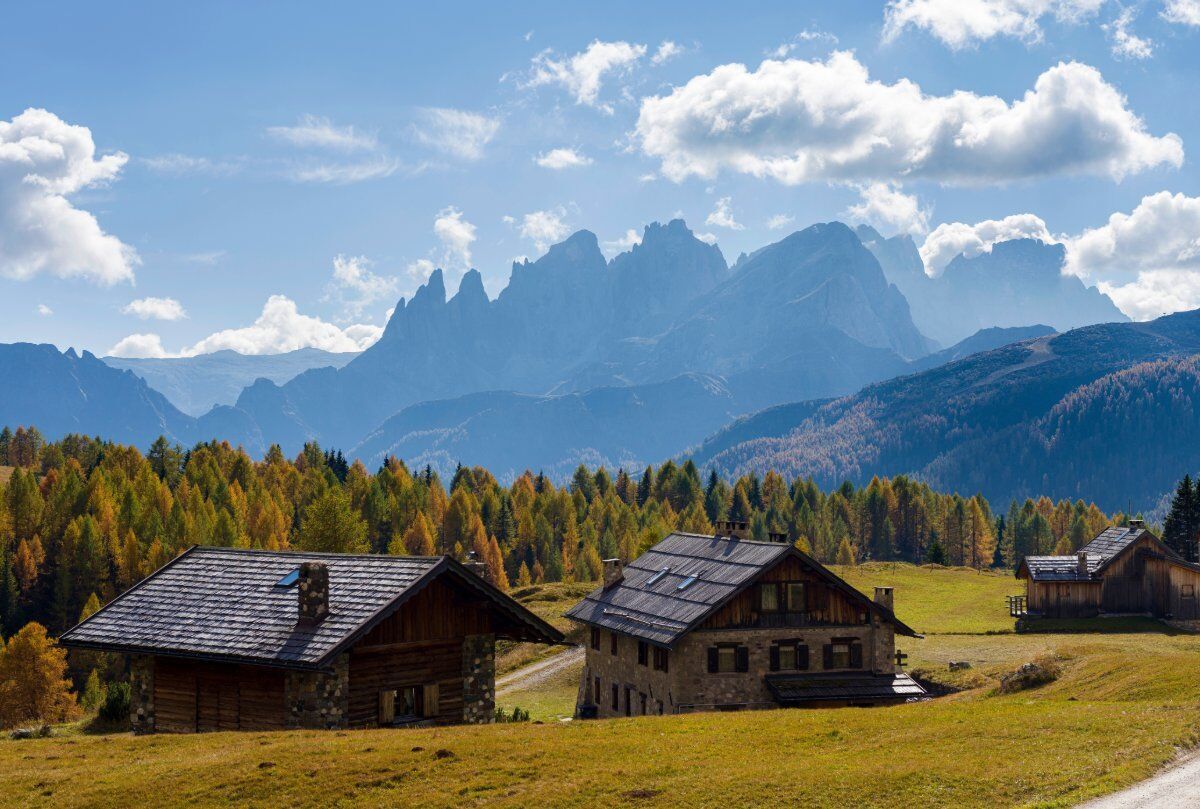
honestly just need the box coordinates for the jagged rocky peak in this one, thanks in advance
[409,268,447,307]
[452,268,489,304]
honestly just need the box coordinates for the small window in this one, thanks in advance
[611,684,619,711]
[708,644,748,673]
[379,686,422,725]
[637,641,649,666]
[590,627,600,650]
[610,632,618,655]
[759,583,779,612]
[594,677,601,704]
[653,647,669,673]
[275,569,300,587]
[624,686,634,717]
[646,567,670,586]
[770,641,809,672]
[825,640,863,670]
[785,582,806,612]
[1184,584,1196,598]
[677,575,698,591]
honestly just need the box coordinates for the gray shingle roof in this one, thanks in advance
[1081,526,1144,559]
[1022,527,1164,582]
[60,547,562,670]
[765,672,926,704]
[564,532,917,646]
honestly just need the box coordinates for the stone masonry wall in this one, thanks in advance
[582,635,675,719]
[462,633,495,724]
[130,655,155,734]
[284,653,349,729]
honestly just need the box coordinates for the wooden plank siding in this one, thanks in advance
[1026,581,1102,618]
[1099,535,1159,613]
[154,657,285,733]
[701,557,869,630]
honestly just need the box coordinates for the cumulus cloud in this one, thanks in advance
[882,0,1105,48]
[0,108,139,285]
[535,147,593,169]
[434,206,477,268]
[1162,0,1200,25]
[766,213,796,230]
[413,108,500,161]
[635,53,1181,186]
[651,41,683,65]
[1104,7,1154,59]
[846,183,931,236]
[267,115,378,151]
[525,40,647,113]
[696,232,719,245]
[519,208,571,252]
[108,296,384,358]
[36,304,53,317]
[328,254,400,317]
[705,197,744,230]
[122,297,188,321]
[602,228,643,257]
[920,213,1055,275]
[406,258,436,285]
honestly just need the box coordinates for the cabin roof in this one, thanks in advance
[563,532,917,647]
[1020,526,1173,582]
[59,546,563,671]
[765,671,926,704]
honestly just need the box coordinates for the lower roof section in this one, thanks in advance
[765,671,927,704]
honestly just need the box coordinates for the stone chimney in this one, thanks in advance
[716,519,750,540]
[1128,518,1145,531]
[873,586,894,612]
[602,558,624,589]
[465,550,488,581]
[298,561,330,624]
[1077,552,1089,578]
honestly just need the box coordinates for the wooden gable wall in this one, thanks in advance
[701,556,869,630]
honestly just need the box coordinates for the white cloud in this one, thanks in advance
[846,183,931,236]
[434,206,477,268]
[1162,0,1200,25]
[413,108,500,161]
[525,40,647,113]
[519,208,571,253]
[0,108,139,286]
[770,29,839,57]
[696,232,719,245]
[284,157,400,184]
[651,41,683,65]
[882,0,1105,48]
[635,53,1181,186]
[123,297,188,321]
[602,228,643,257]
[108,333,170,359]
[36,304,52,317]
[142,153,243,177]
[1098,271,1200,320]
[705,196,744,230]
[1104,7,1154,59]
[920,213,1055,275]
[109,295,384,358]
[535,147,593,169]
[329,254,399,317]
[406,258,436,285]
[267,115,378,151]
[766,213,795,230]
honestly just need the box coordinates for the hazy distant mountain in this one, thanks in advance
[0,344,262,452]
[104,348,358,416]
[352,373,741,480]
[691,309,1200,512]
[909,324,1057,372]
[856,225,1126,346]
[241,220,936,453]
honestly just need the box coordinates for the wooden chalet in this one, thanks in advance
[60,547,562,733]
[1017,520,1200,619]
[565,524,924,717]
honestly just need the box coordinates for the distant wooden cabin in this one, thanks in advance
[1017,520,1200,619]
[565,524,924,717]
[60,548,562,733]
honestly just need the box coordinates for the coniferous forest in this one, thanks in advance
[0,425,1133,649]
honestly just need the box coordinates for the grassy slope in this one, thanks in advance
[6,565,1200,808]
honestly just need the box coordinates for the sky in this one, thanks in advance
[3,0,1200,357]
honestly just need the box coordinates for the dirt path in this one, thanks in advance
[1080,751,1200,808]
[495,645,584,696]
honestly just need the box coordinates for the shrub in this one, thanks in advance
[98,681,131,724]
[998,657,1061,694]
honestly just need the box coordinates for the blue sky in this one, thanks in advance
[3,0,1200,357]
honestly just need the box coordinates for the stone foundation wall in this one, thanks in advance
[461,634,495,724]
[130,655,155,734]
[285,653,349,729]
[581,635,675,719]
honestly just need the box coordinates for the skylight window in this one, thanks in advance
[646,567,670,586]
[275,569,300,587]
[676,575,698,591]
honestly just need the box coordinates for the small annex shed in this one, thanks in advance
[60,547,562,733]
[1017,520,1200,619]
[566,527,924,717]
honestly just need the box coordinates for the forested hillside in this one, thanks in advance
[695,310,1200,513]
[0,428,1124,645]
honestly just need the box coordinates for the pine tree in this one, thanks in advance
[516,562,533,587]
[925,533,948,565]
[81,669,105,713]
[637,467,653,507]
[0,549,20,639]
[297,489,368,554]
[1163,475,1199,561]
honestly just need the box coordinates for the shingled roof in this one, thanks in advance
[1021,526,1170,582]
[564,532,917,647]
[60,547,562,671]
[765,672,926,705]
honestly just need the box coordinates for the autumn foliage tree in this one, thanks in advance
[0,621,77,729]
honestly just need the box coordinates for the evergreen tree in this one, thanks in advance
[1162,474,1199,562]
[297,489,368,554]
[925,533,948,565]
[637,467,652,507]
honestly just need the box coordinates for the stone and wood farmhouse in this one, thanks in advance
[565,525,925,717]
[60,547,562,733]
[1017,520,1200,619]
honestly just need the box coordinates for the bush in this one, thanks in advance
[494,706,530,723]
[998,657,1061,694]
[98,681,130,724]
